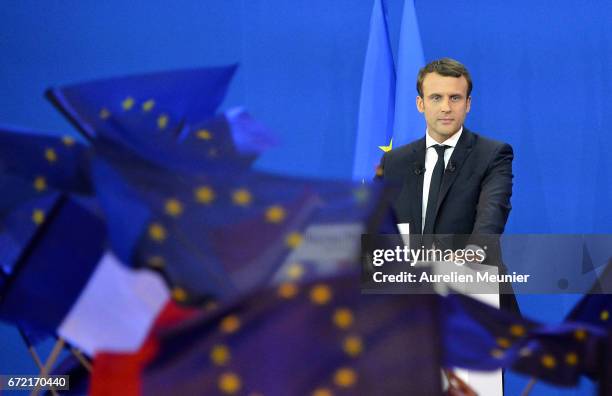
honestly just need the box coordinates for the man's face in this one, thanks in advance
[416,72,471,143]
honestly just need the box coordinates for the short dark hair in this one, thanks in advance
[416,58,472,98]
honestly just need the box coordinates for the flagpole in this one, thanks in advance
[69,346,92,372]
[31,338,65,396]
[17,326,44,371]
[520,377,537,396]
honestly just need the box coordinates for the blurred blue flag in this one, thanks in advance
[565,256,612,330]
[47,67,280,174]
[89,151,327,301]
[443,292,608,387]
[0,188,60,278]
[0,126,92,195]
[0,197,105,332]
[512,256,612,385]
[90,157,235,302]
[90,143,392,303]
[47,66,237,140]
[510,322,606,387]
[177,107,279,169]
[92,274,443,395]
[38,66,398,304]
[0,126,91,280]
[442,293,537,370]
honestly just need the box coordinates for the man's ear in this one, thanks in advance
[466,96,471,113]
[416,95,425,113]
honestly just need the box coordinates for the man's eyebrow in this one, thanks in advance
[427,92,464,98]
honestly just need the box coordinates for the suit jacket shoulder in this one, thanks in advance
[380,129,512,176]
[469,132,513,159]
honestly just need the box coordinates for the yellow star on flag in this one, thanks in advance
[378,138,393,152]
[32,209,45,225]
[142,99,155,112]
[121,97,135,111]
[157,114,169,129]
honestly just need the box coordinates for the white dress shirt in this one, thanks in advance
[421,127,463,232]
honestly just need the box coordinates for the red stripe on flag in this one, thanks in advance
[89,301,199,395]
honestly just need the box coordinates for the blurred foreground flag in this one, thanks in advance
[0,126,91,281]
[272,182,398,284]
[511,279,610,388]
[90,145,393,302]
[90,154,322,302]
[442,292,608,387]
[47,66,237,140]
[442,292,537,371]
[0,185,60,280]
[177,107,279,170]
[565,258,612,330]
[59,251,169,356]
[0,126,92,196]
[46,66,279,173]
[91,275,443,395]
[0,197,169,356]
[510,323,606,387]
[507,259,612,386]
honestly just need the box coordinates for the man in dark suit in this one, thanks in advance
[378,58,517,312]
[379,58,512,244]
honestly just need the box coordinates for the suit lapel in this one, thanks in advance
[410,138,426,234]
[434,128,475,217]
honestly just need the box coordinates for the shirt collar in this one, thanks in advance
[425,126,463,149]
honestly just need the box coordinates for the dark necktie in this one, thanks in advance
[423,144,449,235]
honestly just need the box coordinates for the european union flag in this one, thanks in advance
[442,291,608,387]
[47,66,237,140]
[47,66,281,176]
[0,128,94,316]
[0,126,92,195]
[510,323,605,386]
[47,66,243,176]
[0,185,60,278]
[176,108,279,170]
[352,0,396,181]
[91,274,443,395]
[502,251,611,386]
[442,292,537,371]
[90,141,392,304]
[566,294,612,332]
[566,257,612,330]
[90,153,325,302]
[0,126,92,280]
[0,196,105,332]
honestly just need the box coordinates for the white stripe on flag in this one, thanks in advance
[57,251,169,355]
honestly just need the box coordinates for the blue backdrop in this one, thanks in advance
[1,1,610,394]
